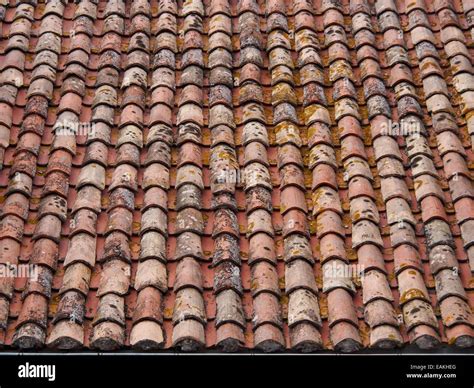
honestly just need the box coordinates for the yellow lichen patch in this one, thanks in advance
[342,213,351,229]
[374,191,384,208]
[201,149,210,165]
[307,123,327,142]
[451,93,462,108]
[335,98,361,121]
[201,130,211,145]
[34,165,46,177]
[347,248,357,262]
[303,103,329,125]
[447,335,457,345]
[300,145,309,159]
[300,65,324,85]
[314,218,326,235]
[318,293,328,318]
[274,121,301,146]
[311,188,324,204]
[280,295,288,317]
[420,57,436,72]
[29,195,40,205]
[272,65,293,84]
[48,293,61,316]
[309,145,335,169]
[287,18,295,31]
[243,330,254,344]
[336,172,346,188]
[359,321,370,346]
[466,110,474,121]
[346,36,356,50]
[269,30,290,47]
[250,279,259,292]
[263,106,273,121]
[329,60,353,82]
[426,134,437,148]
[25,52,34,65]
[352,209,361,221]
[246,221,255,234]
[272,82,297,106]
[278,276,285,290]
[372,174,381,190]
[100,194,110,208]
[400,288,426,304]
[413,178,424,191]
[163,307,173,319]
[362,125,372,145]
[295,30,319,51]
[438,177,449,190]
[275,238,284,249]
[304,170,312,188]
[132,221,141,234]
[130,241,140,255]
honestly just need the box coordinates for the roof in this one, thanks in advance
[0,0,473,353]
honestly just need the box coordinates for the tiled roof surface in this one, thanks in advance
[0,0,473,352]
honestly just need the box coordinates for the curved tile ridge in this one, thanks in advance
[89,0,147,351]
[462,0,474,37]
[404,0,474,275]
[237,0,285,352]
[47,0,124,350]
[128,0,174,351]
[294,0,362,353]
[170,0,207,351]
[0,1,36,168]
[266,0,323,352]
[322,1,403,349]
[0,0,65,345]
[0,0,7,30]
[433,0,474,150]
[350,0,441,349]
[11,0,97,350]
[207,0,245,352]
[376,0,474,347]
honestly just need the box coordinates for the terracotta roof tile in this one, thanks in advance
[0,0,472,353]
